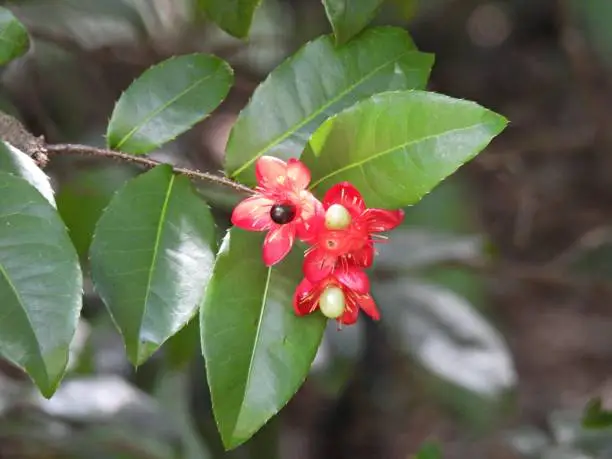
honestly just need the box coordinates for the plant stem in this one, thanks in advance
[45,143,253,194]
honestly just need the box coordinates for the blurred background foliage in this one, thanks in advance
[1,0,612,458]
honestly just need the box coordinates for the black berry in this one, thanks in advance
[270,203,297,224]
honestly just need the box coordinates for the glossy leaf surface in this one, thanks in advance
[322,0,384,44]
[0,141,55,206]
[0,172,82,396]
[303,90,507,208]
[107,54,233,154]
[201,229,326,449]
[225,27,434,185]
[0,7,29,65]
[90,165,217,365]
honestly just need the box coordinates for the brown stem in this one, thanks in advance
[45,143,253,195]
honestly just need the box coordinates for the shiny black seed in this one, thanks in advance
[270,203,296,224]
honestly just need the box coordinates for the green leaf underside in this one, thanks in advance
[323,0,384,45]
[302,90,508,208]
[0,7,29,66]
[201,229,326,449]
[90,165,217,365]
[200,0,263,39]
[0,141,55,206]
[106,54,233,154]
[0,172,81,397]
[225,26,434,185]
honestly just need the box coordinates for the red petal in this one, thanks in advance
[323,182,366,216]
[286,158,310,190]
[356,293,380,320]
[231,195,274,231]
[303,248,336,282]
[263,224,295,266]
[348,241,374,268]
[362,208,404,233]
[256,156,288,188]
[296,196,324,242]
[339,302,359,325]
[293,277,317,316]
[336,266,370,294]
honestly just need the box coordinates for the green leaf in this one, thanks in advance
[0,7,29,66]
[56,165,136,260]
[0,172,82,397]
[322,0,384,44]
[201,228,326,449]
[0,141,55,206]
[199,0,263,39]
[389,0,419,21]
[106,54,233,154]
[414,442,442,459]
[225,27,434,185]
[164,316,200,370]
[302,90,507,208]
[90,165,217,365]
[583,397,612,429]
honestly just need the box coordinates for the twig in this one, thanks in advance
[546,226,612,268]
[0,110,252,195]
[45,143,253,194]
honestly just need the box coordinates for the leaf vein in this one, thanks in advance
[138,174,175,355]
[114,73,216,151]
[309,122,493,189]
[230,49,418,178]
[234,266,272,432]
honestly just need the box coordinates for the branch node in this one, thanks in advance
[0,111,46,158]
[31,148,49,168]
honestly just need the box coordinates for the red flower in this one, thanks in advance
[231,156,322,266]
[293,264,379,325]
[302,182,404,282]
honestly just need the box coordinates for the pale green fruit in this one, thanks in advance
[324,204,352,230]
[319,286,345,319]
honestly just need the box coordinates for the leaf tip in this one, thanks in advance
[126,340,158,368]
[38,384,58,399]
[486,110,510,136]
[219,424,254,451]
[126,350,140,369]
[35,370,63,399]
[221,436,242,451]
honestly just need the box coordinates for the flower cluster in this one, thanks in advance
[231,156,403,326]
